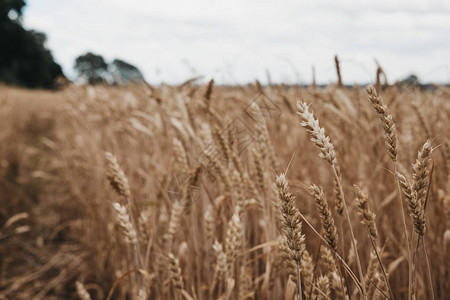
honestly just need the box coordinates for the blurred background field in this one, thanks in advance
[1,81,450,299]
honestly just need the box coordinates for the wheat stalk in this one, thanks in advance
[297,100,365,297]
[366,85,413,298]
[354,185,393,298]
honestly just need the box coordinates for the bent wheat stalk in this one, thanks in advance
[366,85,412,299]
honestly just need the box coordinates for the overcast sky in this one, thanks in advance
[23,0,450,85]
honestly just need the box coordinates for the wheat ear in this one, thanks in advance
[249,102,277,169]
[213,127,231,166]
[113,202,138,246]
[105,152,143,269]
[302,249,315,297]
[354,185,378,243]
[213,240,229,280]
[105,152,130,199]
[275,173,306,299]
[204,205,215,241]
[76,281,92,300]
[333,165,344,215]
[168,252,184,293]
[296,101,336,165]
[204,79,214,104]
[172,138,189,173]
[412,140,432,213]
[278,236,297,280]
[225,210,243,276]
[335,55,343,87]
[321,247,347,300]
[309,184,338,252]
[366,85,398,162]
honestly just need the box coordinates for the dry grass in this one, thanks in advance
[0,80,449,299]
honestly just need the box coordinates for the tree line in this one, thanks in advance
[0,1,144,89]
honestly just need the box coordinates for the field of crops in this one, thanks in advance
[0,80,449,299]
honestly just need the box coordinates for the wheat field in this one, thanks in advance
[0,78,449,300]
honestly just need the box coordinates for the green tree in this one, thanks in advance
[74,52,108,84]
[0,0,63,89]
[110,59,144,85]
[74,55,145,85]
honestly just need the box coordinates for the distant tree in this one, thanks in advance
[398,74,420,87]
[73,55,145,85]
[109,59,144,85]
[404,74,419,85]
[0,0,63,89]
[74,52,109,84]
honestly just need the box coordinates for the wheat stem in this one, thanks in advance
[332,164,366,299]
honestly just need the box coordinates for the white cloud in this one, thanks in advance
[23,0,450,84]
